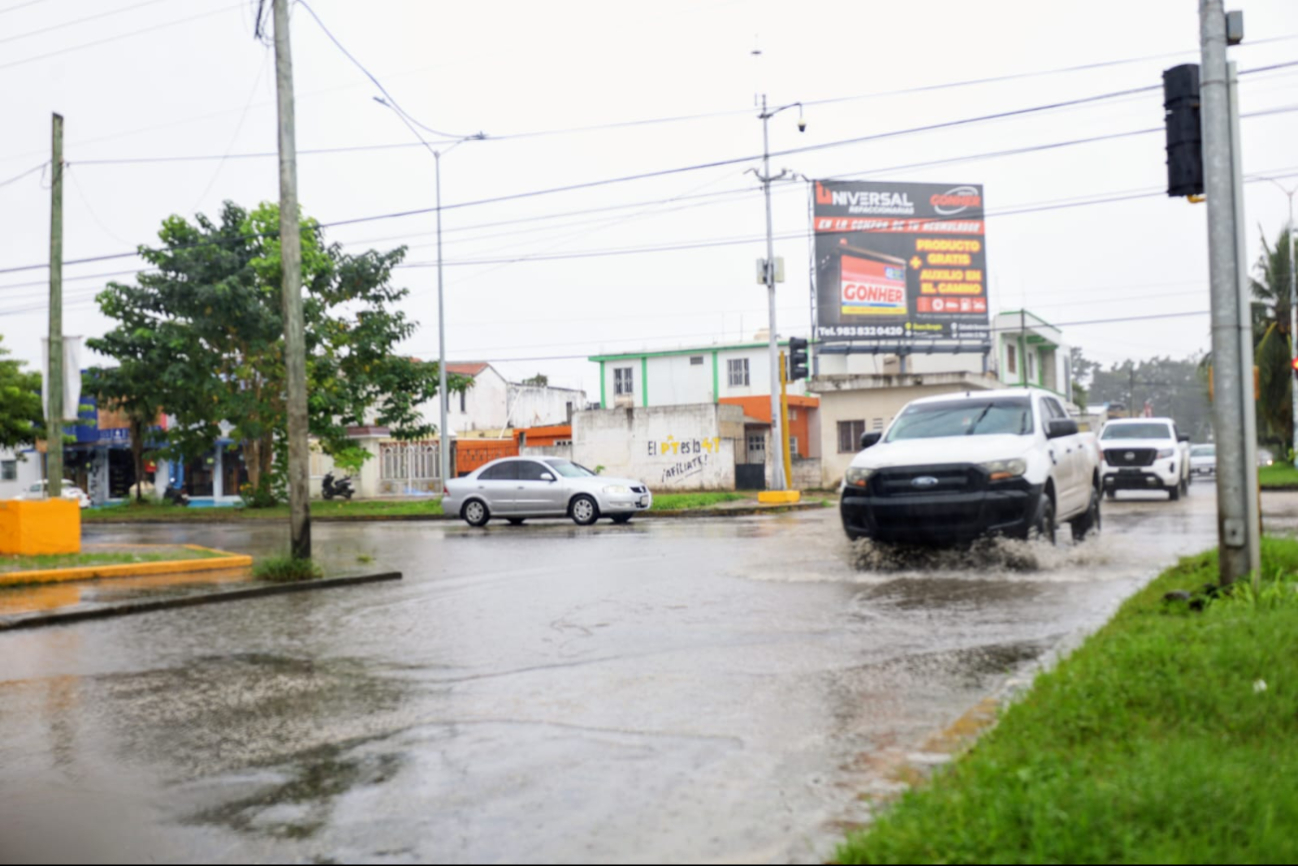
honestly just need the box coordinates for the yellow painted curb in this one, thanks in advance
[0,545,253,587]
[757,490,802,504]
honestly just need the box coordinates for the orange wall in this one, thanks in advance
[720,396,817,458]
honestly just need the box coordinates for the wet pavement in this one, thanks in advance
[0,485,1272,864]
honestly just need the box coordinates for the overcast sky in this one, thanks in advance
[2,0,1296,397]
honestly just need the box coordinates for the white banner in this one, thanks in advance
[40,336,83,422]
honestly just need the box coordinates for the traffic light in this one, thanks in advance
[1163,64,1204,198]
[1290,357,1298,380]
[788,337,810,381]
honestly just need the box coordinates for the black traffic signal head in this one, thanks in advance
[1163,64,1204,198]
[788,336,810,381]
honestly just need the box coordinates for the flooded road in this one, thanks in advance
[0,486,1249,863]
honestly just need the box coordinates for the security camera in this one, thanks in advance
[797,119,807,132]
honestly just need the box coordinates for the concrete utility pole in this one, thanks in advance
[273,0,311,559]
[755,95,803,491]
[47,113,64,500]
[1199,1,1260,583]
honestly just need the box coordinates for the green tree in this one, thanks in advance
[88,201,470,504]
[1250,226,1297,453]
[1077,352,1212,440]
[521,373,549,387]
[0,334,42,450]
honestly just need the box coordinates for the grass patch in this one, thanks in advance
[253,556,323,583]
[1258,462,1298,488]
[837,536,1298,865]
[85,498,444,522]
[0,547,225,574]
[650,492,749,511]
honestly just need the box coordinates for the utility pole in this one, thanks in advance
[47,113,64,500]
[273,0,311,559]
[1200,1,1260,583]
[755,95,804,491]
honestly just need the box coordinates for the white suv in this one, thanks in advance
[1100,418,1191,500]
[15,480,92,509]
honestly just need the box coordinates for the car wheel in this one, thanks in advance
[1071,487,1102,542]
[507,518,526,526]
[570,494,599,527]
[611,514,633,525]
[462,499,490,527]
[1168,482,1181,502]
[1030,492,1057,545]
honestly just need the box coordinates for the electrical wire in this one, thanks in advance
[0,162,46,190]
[0,2,243,73]
[0,0,47,15]
[0,0,171,47]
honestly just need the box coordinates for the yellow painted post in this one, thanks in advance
[780,351,794,490]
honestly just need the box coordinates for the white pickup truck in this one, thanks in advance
[840,388,1102,545]
[1099,417,1192,500]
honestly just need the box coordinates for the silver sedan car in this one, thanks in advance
[443,457,653,527]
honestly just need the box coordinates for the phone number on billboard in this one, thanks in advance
[817,325,906,338]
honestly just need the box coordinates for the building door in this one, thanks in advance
[735,428,768,491]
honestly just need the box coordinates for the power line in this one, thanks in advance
[0,0,170,47]
[0,162,45,189]
[0,0,47,15]
[0,2,242,73]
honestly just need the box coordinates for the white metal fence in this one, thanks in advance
[379,440,442,495]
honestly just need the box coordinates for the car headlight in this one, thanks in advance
[1157,448,1175,459]
[981,458,1028,482]
[845,467,874,488]
[603,485,630,495]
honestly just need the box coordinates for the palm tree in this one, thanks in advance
[1251,226,1297,455]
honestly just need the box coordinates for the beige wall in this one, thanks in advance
[813,373,997,488]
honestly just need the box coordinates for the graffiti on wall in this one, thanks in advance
[649,436,724,484]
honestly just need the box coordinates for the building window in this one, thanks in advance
[873,418,884,430]
[1,460,15,482]
[728,358,750,387]
[789,408,798,421]
[614,366,634,396]
[789,436,799,456]
[746,433,766,456]
[838,420,866,453]
[1007,344,1017,376]
[459,389,466,413]
[1028,351,1037,384]
[690,356,704,365]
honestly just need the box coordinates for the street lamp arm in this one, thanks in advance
[760,100,803,120]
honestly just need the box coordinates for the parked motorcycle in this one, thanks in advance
[163,487,191,507]
[322,472,355,501]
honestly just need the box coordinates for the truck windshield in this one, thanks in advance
[1102,423,1172,440]
[886,397,1033,441]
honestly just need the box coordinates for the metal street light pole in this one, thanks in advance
[755,94,803,491]
[374,97,484,492]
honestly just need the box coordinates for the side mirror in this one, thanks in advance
[540,473,555,482]
[860,432,882,449]
[1047,418,1079,439]
[1178,434,1191,443]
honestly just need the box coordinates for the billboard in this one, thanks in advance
[813,180,990,343]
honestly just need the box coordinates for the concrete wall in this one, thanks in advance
[520,443,574,462]
[811,371,998,488]
[792,457,823,491]
[438,366,509,434]
[506,384,584,429]
[310,438,384,499]
[573,404,745,490]
[0,449,41,500]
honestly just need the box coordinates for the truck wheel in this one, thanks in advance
[1071,488,1102,541]
[1030,493,1056,545]
[1168,482,1181,502]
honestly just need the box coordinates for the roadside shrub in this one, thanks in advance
[254,555,322,582]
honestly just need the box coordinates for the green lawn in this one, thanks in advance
[838,537,1298,865]
[1258,462,1298,488]
[85,498,445,522]
[0,547,226,574]
[649,492,749,511]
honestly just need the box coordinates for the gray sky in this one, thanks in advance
[2,0,1296,397]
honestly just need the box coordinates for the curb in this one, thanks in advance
[1261,485,1298,492]
[0,571,403,632]
[0,545,252,588]
[83,501,832,526]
